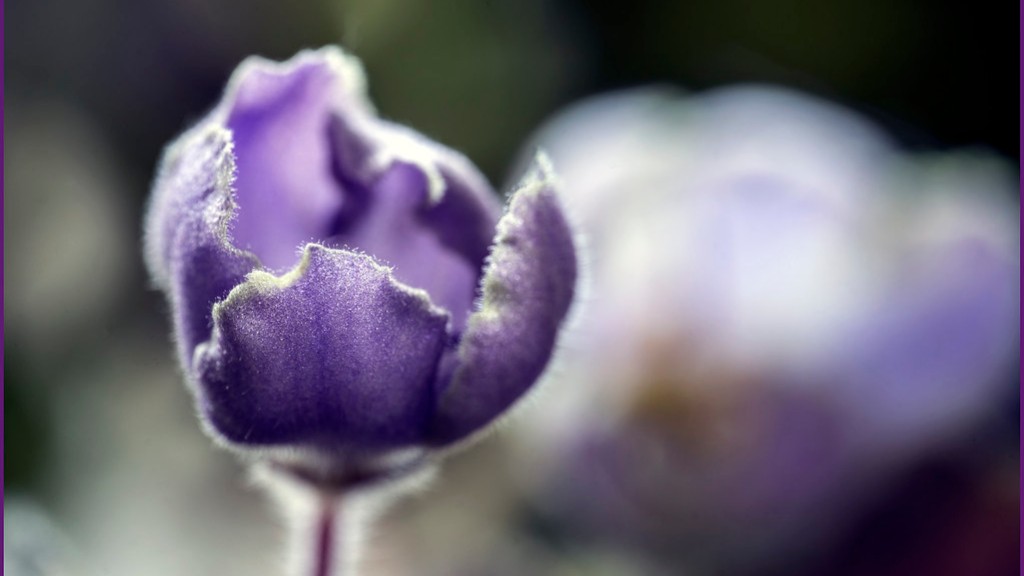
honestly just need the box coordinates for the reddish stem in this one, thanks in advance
[314,496,337,576]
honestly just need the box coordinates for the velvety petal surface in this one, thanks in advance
[427,155,578,445]
[145,48,571,463]
[194,245,450,449]
[144,126,260,365]
[220,48,501,327]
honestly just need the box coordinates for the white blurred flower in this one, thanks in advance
[515,86,1018,571]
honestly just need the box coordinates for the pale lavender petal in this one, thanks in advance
[427,155,578,444]
[194,245,449,449]
[223,51,362,272]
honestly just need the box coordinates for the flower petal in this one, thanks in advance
[144,125,259,364]
[427,154,578,445]
[325,161,488,333]
[210,47,502,324]
[194,245,450,450]
[221,48,369,271]
[837,221,1019,450]
[325,115,502,331]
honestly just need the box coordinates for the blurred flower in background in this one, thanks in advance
[513,87,1019,575]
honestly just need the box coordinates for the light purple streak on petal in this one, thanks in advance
[837,238,1018,449]
[144,126,259,366]
[194,245,449,449]
[225,56,347,271]
[326,163,482,331]
[427,155,578,445]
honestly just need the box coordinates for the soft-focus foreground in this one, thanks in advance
[509,87,1019,576]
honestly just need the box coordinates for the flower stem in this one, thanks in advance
[313,494,339,576]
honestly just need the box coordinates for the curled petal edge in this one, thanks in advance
[218,46,497,211]
[427,152,580,446]
[192,243,451,453]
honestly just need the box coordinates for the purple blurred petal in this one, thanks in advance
[837,236,1018,448]
[427,155,578,444]
[194,245,449,449]
[518,86,1017,571]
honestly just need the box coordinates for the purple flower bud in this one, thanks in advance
[144,47,577,485]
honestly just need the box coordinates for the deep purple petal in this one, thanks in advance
[427,155,578,445]
[144,126,260,366]
[194,245,449,450]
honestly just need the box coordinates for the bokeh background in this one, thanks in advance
[4,1,1018,575]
